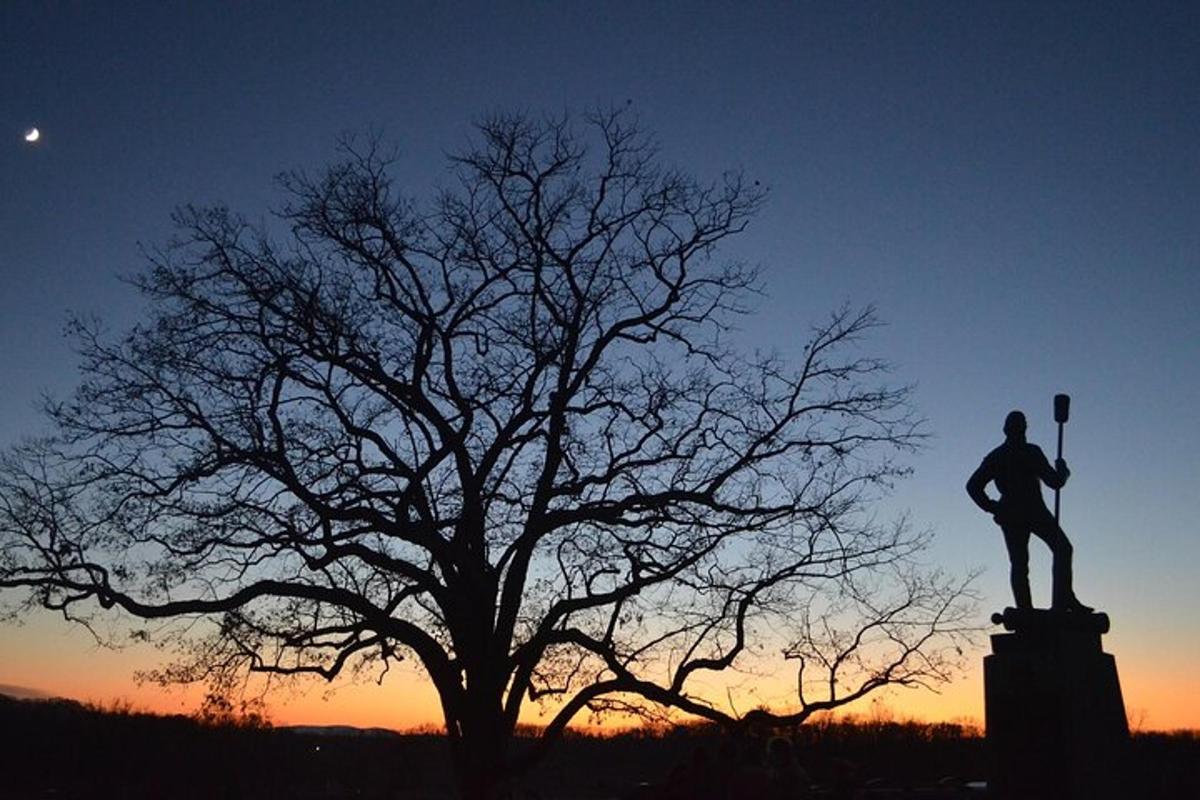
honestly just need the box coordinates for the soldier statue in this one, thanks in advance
[967,410,1091,613]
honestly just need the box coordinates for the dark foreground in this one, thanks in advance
[0,694,1196,799]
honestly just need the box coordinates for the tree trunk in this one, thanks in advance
[453,728,513,800]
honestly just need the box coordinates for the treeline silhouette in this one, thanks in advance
[0,694,1196,798]
[0,694,444,798]
[520,718,988,799]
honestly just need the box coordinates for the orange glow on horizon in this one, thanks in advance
[4,610,1198,734]
[8,656,1200,735]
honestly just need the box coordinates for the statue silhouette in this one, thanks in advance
[967,410,1091,612]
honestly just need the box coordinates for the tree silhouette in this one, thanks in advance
[0,110,974,800]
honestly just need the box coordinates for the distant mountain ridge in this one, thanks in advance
[281,724,401,737]
[0,683,52,700]
[0,688,402,737]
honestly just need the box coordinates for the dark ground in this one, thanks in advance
[0,694,1196,798]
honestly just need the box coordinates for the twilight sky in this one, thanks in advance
[2,2,1197,730]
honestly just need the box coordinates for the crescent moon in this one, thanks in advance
[24,127,40,143]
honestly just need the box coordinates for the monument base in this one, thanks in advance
[984,608,1129,800]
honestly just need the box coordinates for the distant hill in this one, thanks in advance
[0,682,52,699]
[281,723,402,738]
[0,686,400,738]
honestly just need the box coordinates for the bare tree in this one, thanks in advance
[0,111,974,800]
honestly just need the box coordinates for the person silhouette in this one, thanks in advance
[967,410,1091,612]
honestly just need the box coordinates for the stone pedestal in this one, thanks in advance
[984,609,1129,800]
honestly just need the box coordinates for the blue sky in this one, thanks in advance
[2,1,1197,726]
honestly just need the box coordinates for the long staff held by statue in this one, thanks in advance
[1054,393,1070,524]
